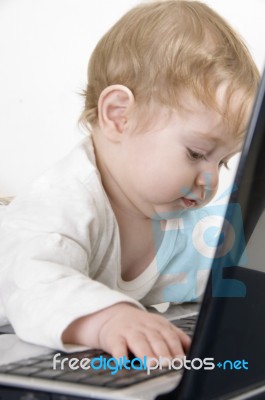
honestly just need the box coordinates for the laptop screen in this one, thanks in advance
[162,70,265,399]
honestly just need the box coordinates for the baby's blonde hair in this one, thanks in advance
[80,0,260,139]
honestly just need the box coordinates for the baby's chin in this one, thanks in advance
[151,198,212,220]
[151,204,187,221]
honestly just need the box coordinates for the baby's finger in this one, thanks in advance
[108,335,129,360]
[146,330,173,360]
[126,331,159,363]
[171,325,191,353]
[160,325,188,357]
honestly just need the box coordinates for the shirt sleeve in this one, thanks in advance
[0,170,145,350]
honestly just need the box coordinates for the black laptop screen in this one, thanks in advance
[162,70,265,400]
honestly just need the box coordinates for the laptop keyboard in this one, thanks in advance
[0,315,196,389]
[170,314,197,336]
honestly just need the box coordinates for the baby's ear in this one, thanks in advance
[98,85,135,141]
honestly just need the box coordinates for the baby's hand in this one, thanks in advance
[62,303,191,361]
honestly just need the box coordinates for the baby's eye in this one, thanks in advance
[219,160,229,170]
[187,149,206,161]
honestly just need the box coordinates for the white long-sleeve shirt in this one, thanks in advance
[0,136,212,350]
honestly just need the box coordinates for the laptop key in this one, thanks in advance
[57,370,96,382]
[78,374,116,386]
[105,376,148,388]
[32,369,66,379]
[104,370,167,389]
[9,366,42,376]
[0,363,21,372]
[33,360,56,368]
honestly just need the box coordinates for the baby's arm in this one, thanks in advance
[62,302,191,360]
[0,148,190,355]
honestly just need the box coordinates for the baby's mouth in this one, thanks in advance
[181,197,198,208]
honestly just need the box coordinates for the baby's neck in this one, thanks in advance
[92,133,160,280]
[92,133,145,219]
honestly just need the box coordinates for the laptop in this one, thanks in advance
[1,69,265,399]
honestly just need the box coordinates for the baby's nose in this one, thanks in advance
[196,171,219,194]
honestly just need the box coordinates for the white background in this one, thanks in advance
[0,0,265,197]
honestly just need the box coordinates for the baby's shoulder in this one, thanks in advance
[47,137,98,185]
[12,137,106,213]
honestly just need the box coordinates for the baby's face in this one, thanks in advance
[118,95,240,220]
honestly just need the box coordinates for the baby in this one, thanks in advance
[0,0,259,363]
